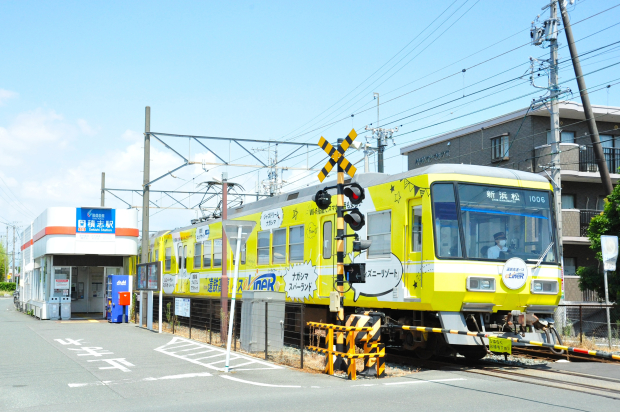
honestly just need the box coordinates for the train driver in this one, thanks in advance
[487,232,509,259]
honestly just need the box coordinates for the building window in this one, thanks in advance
[213,239,222,267]
[194,243,201,269]
[547,131,575,144]
[561,194,575,209]
[597,195,607,211]
[412,206,422,252]
[289,225,304,262]
[257,231,270,265]
[203,241,211,268]
[323,221,332,259]
[491,135,509,161]
[165,247,171,271]
[600,134,615,148]
[367,210,391,258]
[273,228,286,264]
[564,257,576,277]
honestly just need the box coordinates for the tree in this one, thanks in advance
[0,242,5,282]
[578,183,620,303]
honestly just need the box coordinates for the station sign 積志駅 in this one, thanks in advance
[76,208,116,241]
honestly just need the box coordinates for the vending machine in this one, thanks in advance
[106,275,130,323]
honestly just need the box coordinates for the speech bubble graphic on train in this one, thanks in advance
[348,252,403,301]
[281,261,318,302]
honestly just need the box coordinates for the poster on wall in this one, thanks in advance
[54,279,70,289]
[76,208,116,241]
[136,261,161,291]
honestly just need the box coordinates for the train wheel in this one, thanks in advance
[455,345,487,361]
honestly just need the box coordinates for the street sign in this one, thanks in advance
[489,336,512,354]
[601,235,618,271]
[317,129,358,182]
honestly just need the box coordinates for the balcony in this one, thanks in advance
[579,209,602,237]
[561,209,601,244]
[579,146,620,174]
[533,143,579,173]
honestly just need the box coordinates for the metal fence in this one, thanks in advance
[579,209,601,237]
[132,294,310,369]
[555,303,620,350]
[579,145,620,173]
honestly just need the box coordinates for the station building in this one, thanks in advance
[19,207,138,319]
[400,101,620,302]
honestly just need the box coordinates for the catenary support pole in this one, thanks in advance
[221,173,228,341]
[101,172,105,207]
[12,225,15,283]
[559,0,613,195]
[225,226,243,372]
[142,106,151,330]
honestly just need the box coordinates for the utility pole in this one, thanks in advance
[12,225,15,284]
[4,226,8,282]
[221,172,228,341]
[365,93,398,173]
[559,0,613,195]
[549,1,564,285]
[142,106,151,265]
[101,172,105,207]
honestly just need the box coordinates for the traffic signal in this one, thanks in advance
[353,239,372,252]
[313,189,331,210]
[343,208,365,231]
[343,183,365,205]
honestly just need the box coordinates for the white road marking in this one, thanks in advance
[55,338,84,346]
[68,347,114,357]
[220,375,302,388]
[383,378,466,386]
[68,372,212,388]
[87,358,135,372]
[155,337,282,372]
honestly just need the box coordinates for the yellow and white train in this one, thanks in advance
[149,164,562,359]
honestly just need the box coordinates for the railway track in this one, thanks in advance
[384,350,620,400]
[511,346,617,363]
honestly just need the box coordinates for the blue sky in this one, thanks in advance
[1,0,619,235]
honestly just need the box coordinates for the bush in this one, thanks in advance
[0,282,17,292]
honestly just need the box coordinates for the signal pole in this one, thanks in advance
[335,138,345,370]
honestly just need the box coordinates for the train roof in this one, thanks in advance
[169,164,550,234]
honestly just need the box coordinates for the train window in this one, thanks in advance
[213,239,222,267]
[257,231,270,265]
[203,241,212,268]
[183,245,187,269]
[194,243,201,269]
[432,183,463,258]
[323,221,332,259]
[273,228,286,264]
[412,206,422,252]
[165,247,171,271]
[178,245,183,270]
[289,225,304,262]
[155,249,159,262]
[367,210,391,258]
[232,240,247,265]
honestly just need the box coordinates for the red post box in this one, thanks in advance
[118,292,131,306]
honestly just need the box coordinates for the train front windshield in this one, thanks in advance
[432,183,557,263]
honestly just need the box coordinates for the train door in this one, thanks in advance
[318,215,335,297]
[405,198,423,301]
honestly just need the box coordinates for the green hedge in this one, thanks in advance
[0,282,17,292]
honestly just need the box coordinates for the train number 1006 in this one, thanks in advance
[528,195,546,203]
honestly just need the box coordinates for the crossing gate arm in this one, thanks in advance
[390,325,620,362]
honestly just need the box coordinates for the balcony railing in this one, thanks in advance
[579,209,602,237]
[579,146,620,173]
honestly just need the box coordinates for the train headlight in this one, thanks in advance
[467,276,496,292]
[531,279,558,294]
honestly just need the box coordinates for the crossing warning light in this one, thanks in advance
[344,208,365,231]
[343,183,365,205]
[313,189,332,210]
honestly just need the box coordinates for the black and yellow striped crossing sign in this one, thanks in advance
[317,129,357,182]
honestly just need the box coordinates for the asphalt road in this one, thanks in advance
[1,297,619,412]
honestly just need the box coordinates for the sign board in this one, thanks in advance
[175,298,190,317]
[195,225,210,243]
[601,235,619,271]
[317,129,358,182]
[76,208,115,241]
[489,337,512,354]
[136,261,161,291]
[54,279,69,290]
[260,208,283,231]
[501,257,528,290]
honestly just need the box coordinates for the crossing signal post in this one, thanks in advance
[314,129,372,371]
